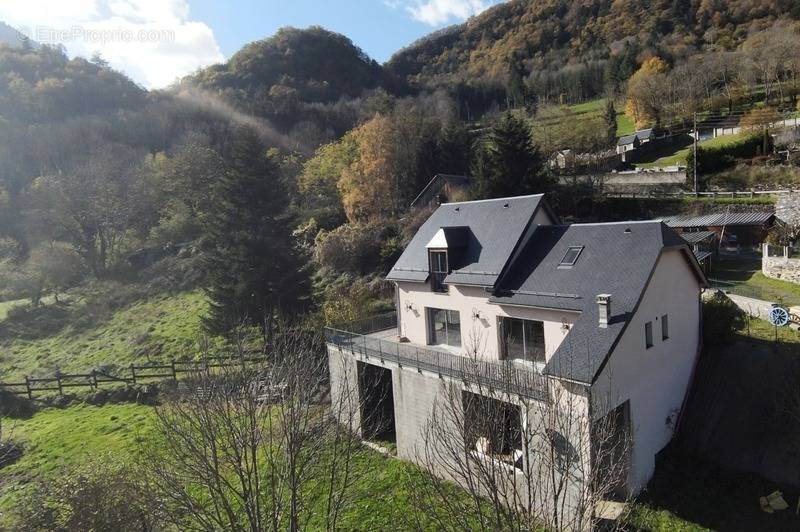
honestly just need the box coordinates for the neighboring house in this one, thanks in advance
[662,211,778,250]
[615,133,641,157]
[549,149,577,170]
[327,194,707,516]
[409,173,470,209]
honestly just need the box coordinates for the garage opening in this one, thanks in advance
[463,391,523,470]
[357,362,396,443]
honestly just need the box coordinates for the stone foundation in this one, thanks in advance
[763,256,800,285]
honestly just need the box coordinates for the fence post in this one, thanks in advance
[25,375,31,400]
[171,359,177,380]
[91,370,97,389]
[56,374,63,396]
[130,363,136,384]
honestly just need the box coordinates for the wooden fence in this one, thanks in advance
[0,355,268,399]
[600,189,792,199]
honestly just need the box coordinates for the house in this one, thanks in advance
[549,149,577,170]
[662,211,777,250]
[326,194,706,519]
[615,133,641,156]
[409,173,470,209]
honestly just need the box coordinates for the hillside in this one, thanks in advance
[387,0,800,91]
[183,26,402,137]
[0,290,207,381]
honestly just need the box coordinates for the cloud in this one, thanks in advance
[0,0,224,89]
[404,0,497,26]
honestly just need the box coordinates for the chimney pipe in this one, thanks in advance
[597,294,612,328]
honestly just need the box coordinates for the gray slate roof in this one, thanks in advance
[662,211,775,228]
[617,129,653,146]
[490,221,700,383]
[387,195,551,286]
[680,230,716,244]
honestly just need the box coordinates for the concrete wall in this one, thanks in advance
[328,347,362,435]
[591,249,702,493]
[397,281,578,363]
[392,368,451,463]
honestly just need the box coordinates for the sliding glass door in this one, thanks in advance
[428,308,461,347]
[501,317,545,364]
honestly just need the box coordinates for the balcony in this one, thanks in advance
[324,312,548,401]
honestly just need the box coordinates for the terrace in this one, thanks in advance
[324,312,549,400]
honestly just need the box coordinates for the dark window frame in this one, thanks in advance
[558,246,584,268]
[645,321,654,349]
[429,249,449,293]
[661,314,669,340]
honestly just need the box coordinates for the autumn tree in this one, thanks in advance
[625,57,670,128]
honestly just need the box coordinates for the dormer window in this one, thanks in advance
[429,250,449,293]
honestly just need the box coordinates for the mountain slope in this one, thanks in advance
[186,26,396,104]
[387,0,800,88]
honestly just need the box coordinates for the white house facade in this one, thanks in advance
[326,194,706,523]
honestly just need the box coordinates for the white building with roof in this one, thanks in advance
[326,194,706,525]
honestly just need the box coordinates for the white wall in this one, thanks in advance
[397,282,578,363]
[591,249,702,493]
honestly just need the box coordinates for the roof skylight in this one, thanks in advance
[559,246,583,267]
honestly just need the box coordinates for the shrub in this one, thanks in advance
[703,292,746,347]
[314,221,399,276]
[11,457,164,531]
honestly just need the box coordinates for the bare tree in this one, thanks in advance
[405,338,632,531]
[142,322,379,531]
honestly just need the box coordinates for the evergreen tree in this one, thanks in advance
[604,99,618,147]
[436,121,470,175]
[203,126,309,336]
[472,113,549,199]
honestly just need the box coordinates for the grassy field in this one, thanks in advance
[537,97,636,136]
[0,290,208,381]
[712,254,800,306]
[638,132,751,169]
[0,400,474,530]
[0,402,156,524]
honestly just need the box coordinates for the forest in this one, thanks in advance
[2,2,800,338]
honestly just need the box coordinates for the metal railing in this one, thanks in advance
[325,312,548,400]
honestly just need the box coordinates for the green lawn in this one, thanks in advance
[0,400,473,530]
[0,290,209,381]
[0,402,156,524]
[638,132,751,169]
[536,97,635,136]
[711,255,800,306]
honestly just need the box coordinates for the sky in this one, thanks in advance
[0,0,503,89]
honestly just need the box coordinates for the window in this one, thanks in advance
[429,250,449,293]
[645,321,654,349]
[661,314,669,340]
[428,308,461,347]
[559,246,583,267]
[502,317,545,364]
